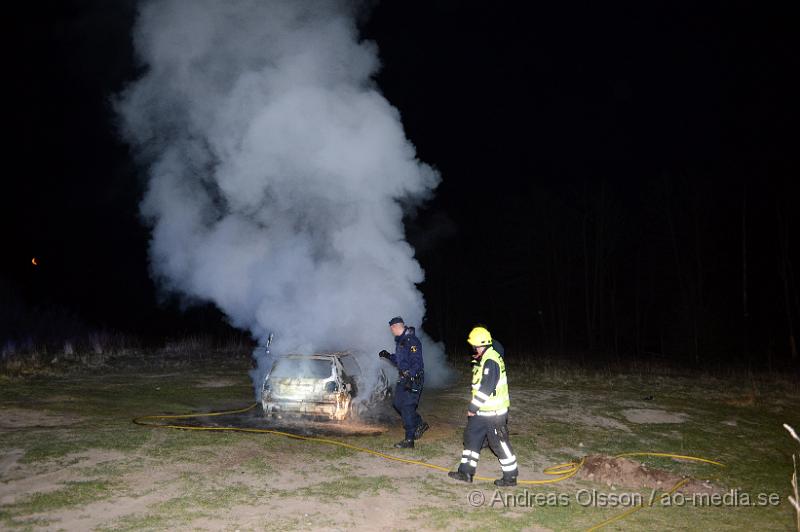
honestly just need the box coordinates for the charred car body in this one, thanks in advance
[260,352,391,421]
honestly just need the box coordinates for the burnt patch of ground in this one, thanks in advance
[169,408,392,437]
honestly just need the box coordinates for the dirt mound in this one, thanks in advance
[578,454,717,494]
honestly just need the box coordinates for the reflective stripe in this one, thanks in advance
[499,455,516,465]
[460,457,469,463]
[471,348,510,412]
[501,463,518,472]
[462,450,471,456]
[470,451,480,459]
[476,408,508,416]
[500,440,512,460]
[469,460,478,467]
[470,398,485,408]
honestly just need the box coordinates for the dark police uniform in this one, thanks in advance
[388,326,425,441]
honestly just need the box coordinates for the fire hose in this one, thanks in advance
[133,403,725,531]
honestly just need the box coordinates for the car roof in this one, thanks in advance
[278,352,350,361]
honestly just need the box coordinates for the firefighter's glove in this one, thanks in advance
[378,350,391,359]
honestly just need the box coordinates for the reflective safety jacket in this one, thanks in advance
[469,347,510,415]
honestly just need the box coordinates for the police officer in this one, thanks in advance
[379,316,429,448]
[448,326,518,486]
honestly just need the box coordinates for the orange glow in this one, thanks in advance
[31,257,38,266]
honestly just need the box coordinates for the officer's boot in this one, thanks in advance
[414,420,430,440]
[393,438,414,449]
[494,473,518,487]
[448,470,473,483]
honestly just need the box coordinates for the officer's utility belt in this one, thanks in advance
[476,408,508,416]
[400,370,424,392]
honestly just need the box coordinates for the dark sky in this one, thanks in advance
[3,1,798,362]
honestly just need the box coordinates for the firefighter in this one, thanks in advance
[378,316,429,448]
[448,326,518,486]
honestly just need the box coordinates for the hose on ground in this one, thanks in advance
[133,403,725,531]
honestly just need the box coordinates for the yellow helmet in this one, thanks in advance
[467,326,492,347]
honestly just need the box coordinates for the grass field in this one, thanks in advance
[1,360,798,531]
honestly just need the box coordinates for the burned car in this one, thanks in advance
[260,352,391,421]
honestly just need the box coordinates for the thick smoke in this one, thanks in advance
[115,0,450,396]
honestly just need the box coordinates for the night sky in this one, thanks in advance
[4,1,798,367]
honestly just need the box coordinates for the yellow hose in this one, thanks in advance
[133,403,582,481]
[615,451,726,468]
[584,452,726,531]
[133,403,725,530]
[585,476,690,532]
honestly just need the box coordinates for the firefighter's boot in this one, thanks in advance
[448,471,473,483]
[494,474,518,487]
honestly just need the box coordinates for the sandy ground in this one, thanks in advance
[1,371,796,531]
[0,408,84,430]
[621,409,689,424]
[0,425,456,531]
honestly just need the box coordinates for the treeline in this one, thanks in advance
[418,176,799,368]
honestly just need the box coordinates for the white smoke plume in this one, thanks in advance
[115,0,451,396]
